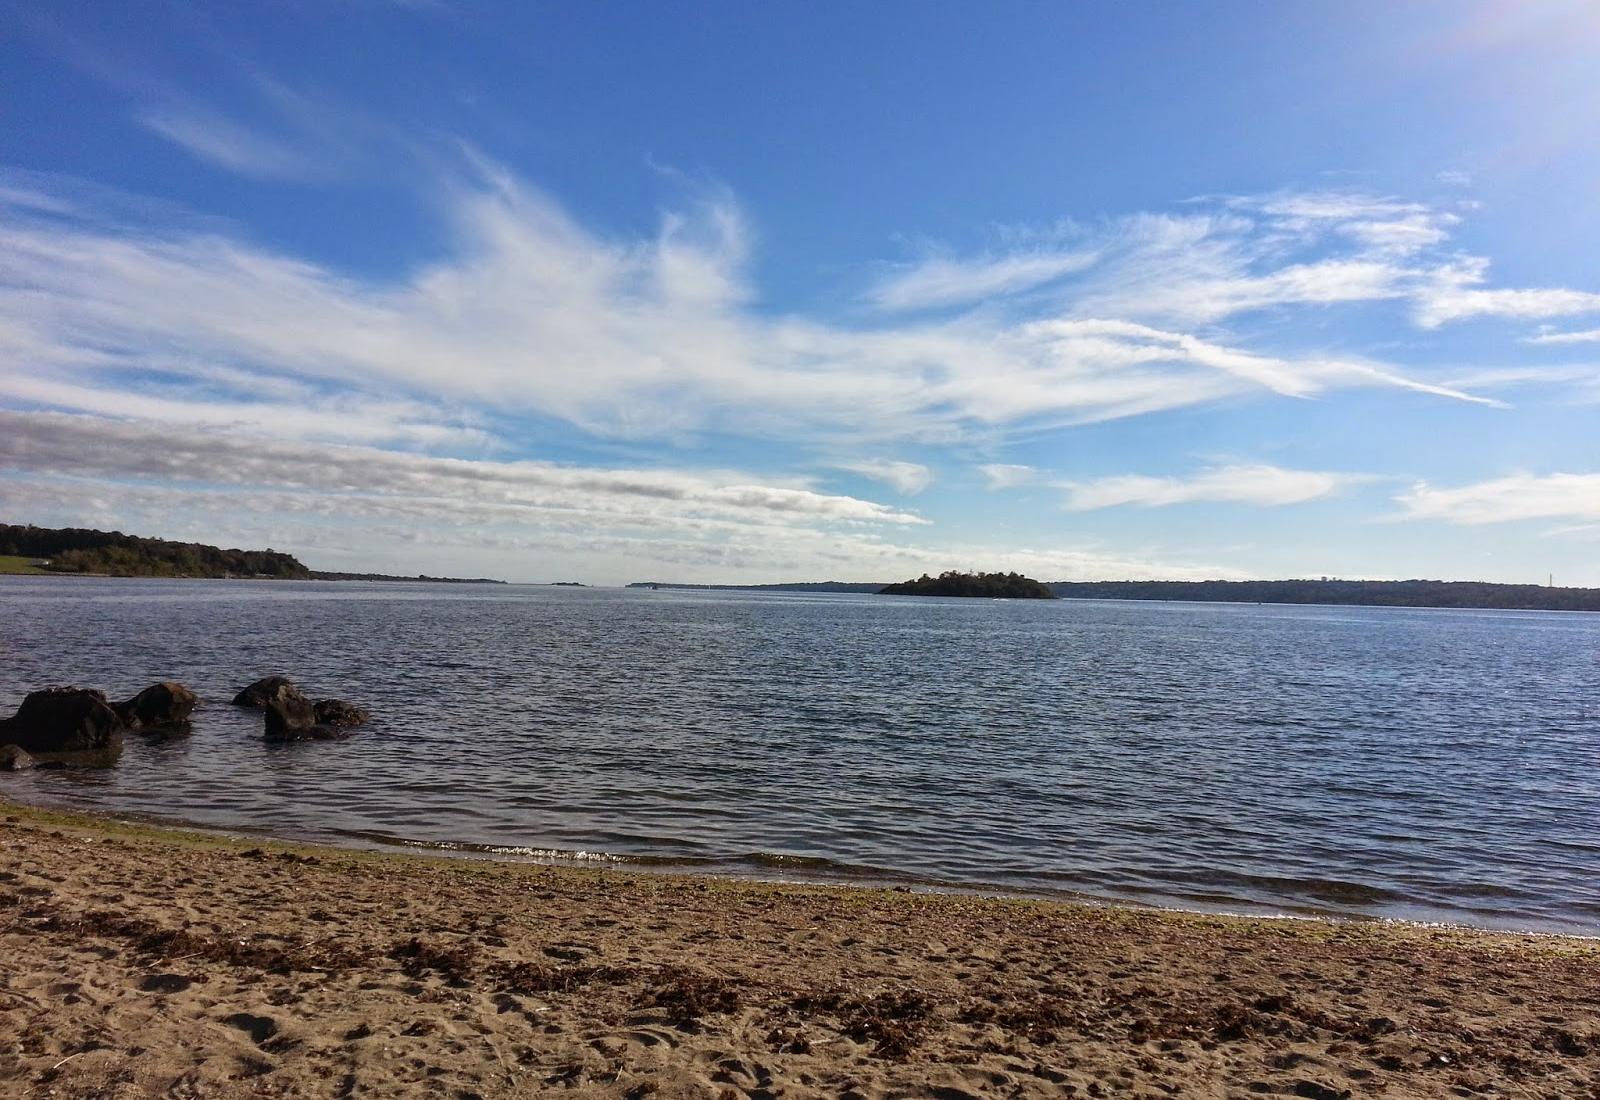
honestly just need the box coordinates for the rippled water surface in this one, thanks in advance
[3,577,1597,933]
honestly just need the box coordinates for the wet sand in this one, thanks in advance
[1,801,1596,1098]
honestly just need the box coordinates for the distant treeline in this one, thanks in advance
[310,570,506,584]
[1045,579,1600,612]
[0,523,310,579]
[627,576,1600,612]
[627,580,885,593]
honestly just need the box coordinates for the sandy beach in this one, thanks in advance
[1,802,1596,1099]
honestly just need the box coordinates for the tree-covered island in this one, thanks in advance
[878,570,1057,598]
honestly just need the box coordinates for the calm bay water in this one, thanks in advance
[2,576,1597,934]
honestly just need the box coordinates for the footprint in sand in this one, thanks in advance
[222,1012,279,1046]
[620,1025,682,1050]
[139,973,193,994]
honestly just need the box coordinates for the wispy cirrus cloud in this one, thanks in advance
[977,464,1039,490]
[835,459,934,495]
[1060,464,1368,511]
[0,173,1498,455]
[1393,473,1600,526]
[867,249,1098,312]
[1527,327,1600,345]
[0,371,491,448]
[138,106,331,181]
[866,187,1600,338]
[1414,271,1600,328]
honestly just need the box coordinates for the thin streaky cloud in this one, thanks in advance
[139,107,327,181]
[0,410,929,529]
[1527,327,1600,345]
[868,250,1099,312]
[1061,464,1369,511]
[836,460,934,495]
[978,464,1039,490]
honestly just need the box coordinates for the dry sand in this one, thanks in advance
[1,802,1596,1099]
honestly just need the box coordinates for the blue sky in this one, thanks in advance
[2,1,1599,584]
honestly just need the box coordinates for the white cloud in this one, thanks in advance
[836,459,933,494]
[1340,213,1453,254]
[0,410,928,529]
[1240,192,1456,255]
[1418,286,1600,328]
[977,463,1038,490]
[0,175,1495,452]
[1393,473,1600,525]
[873,190,1597,340]
[0,372,490,448]
[1414,258,1600,328]
[1527,327,1600,345]
[130,67,398,183]
[0,412,1252,584]
[1078,256,1413,326]
[1061,464,1365,511]
[139,107,326,181]
[1437,364,1600,396]
[868,250,1098,312]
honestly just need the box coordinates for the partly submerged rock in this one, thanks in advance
[116,681,197,730]
[262,688,315,737]
[237,676,366,741]
[232,676,300,709]
[263,692,349,742]
[0,744,37,771]
[0,687,124,754]
[21,746,123,769]
[313,699,370,728]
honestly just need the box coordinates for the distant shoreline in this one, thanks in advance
[307,571,508,584]
[628,577,1600,613]
[0,569,507,585]
[1,524,511,585]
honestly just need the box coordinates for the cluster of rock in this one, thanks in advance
[0,682,196,770]
[231,676,369,742]
[0,675,369,768]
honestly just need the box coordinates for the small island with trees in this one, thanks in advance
[878,570,1057,599]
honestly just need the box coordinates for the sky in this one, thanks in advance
[2,1,1599,586]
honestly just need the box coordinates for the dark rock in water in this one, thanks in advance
[266,724,350,742]
[0,687,124,753]
[116,681,198,730]
[232,676,300,708]
[313,699,369,728]
[137,720,192,741]
[0,745,37,771]
[239,677,365,741]
[25,747,124,769]
[263,691,348,742]
[262,689,316,736]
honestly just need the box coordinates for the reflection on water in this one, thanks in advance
[2,577,1598,933]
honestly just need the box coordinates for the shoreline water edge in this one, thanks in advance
[4,790,1594,942]
[3,799,1598,1097]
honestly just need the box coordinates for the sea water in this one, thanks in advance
[2,577,1597,934]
